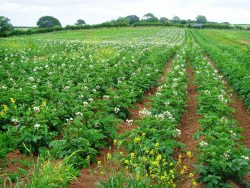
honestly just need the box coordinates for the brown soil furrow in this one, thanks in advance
[70,58,173,188]
[177,65,202,188]
[230,93,250,148]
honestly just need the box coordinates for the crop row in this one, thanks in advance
[189,30,250,109]
[188,43,250,187]
[102,48,191,187]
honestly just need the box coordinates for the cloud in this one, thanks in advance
[0,0,249,26]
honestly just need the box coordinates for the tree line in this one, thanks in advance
[0,13,248,37]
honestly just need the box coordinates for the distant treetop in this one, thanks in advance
[159,17,168,24]
[125,15,140,25]
[0,16,13,35]
[196,15,207,23]
[37,16,62,28]
[143,13,158,22]
[172,16,181,23]
[76,19,86,25]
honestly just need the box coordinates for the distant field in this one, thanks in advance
[236,24,250,29]
[1,27,250,187]
[14,27,173,42]
[14,27,34,31]
[200,29,250,44]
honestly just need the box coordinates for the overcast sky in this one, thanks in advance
[0,0,249,26]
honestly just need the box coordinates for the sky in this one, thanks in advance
[0,0,250,26]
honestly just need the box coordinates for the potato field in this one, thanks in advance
[0,27,249,188]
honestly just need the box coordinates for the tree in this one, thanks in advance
[187,19,195,24]
[125,15,140,25]
[114,17,129,25]
[76,19,86,25]
[221,22,230,25]
[172,16,181,23]
[180,20,187,24]
[37,16,61,28]
[116,17,128,22]
[159,17,168,24]
[196,15,207,23]
[143,13,158,22]
[0,16,13,35]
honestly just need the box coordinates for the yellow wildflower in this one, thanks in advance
[144,147,149,154]
[192,179,197,186]
[150,149,154,155]
[155,142,160,148]
[180,169,185,175]
[134,137,141,143]
[187,151,192,158]
[178,153,182,159]
[156,154,162,161]
[107,153,112,160]
[41,100,47,107]
[10,98,15,103]
[152,160,159,166]
[2,105,8,112]
[130,152,135,159]
[118,140,122,146]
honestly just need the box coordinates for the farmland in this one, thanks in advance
[0,27,250,188]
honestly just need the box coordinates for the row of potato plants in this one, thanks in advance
[0,32,182,170]
[49,45,178,168]
[102,48,192,187]
[187,43,250,187]
[189,30,250,109]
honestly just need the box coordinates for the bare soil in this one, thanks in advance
[176,65,202,188]
[0,150,33,186]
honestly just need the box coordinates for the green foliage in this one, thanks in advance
[187,43,250,187]
[24,154,78,188]
[172,16,181,23]
[37,16,62,28]
[126,15,140,25]
[143,13,158,22]
[0,28,183,175]
[9,125,57,154]
[99,173,152,188]
[75,19,86,25]
[196,15,207,23]
[0,133,16,166]
[190,29,250,108]
[117,49,188,187]
[0,16,13,37]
